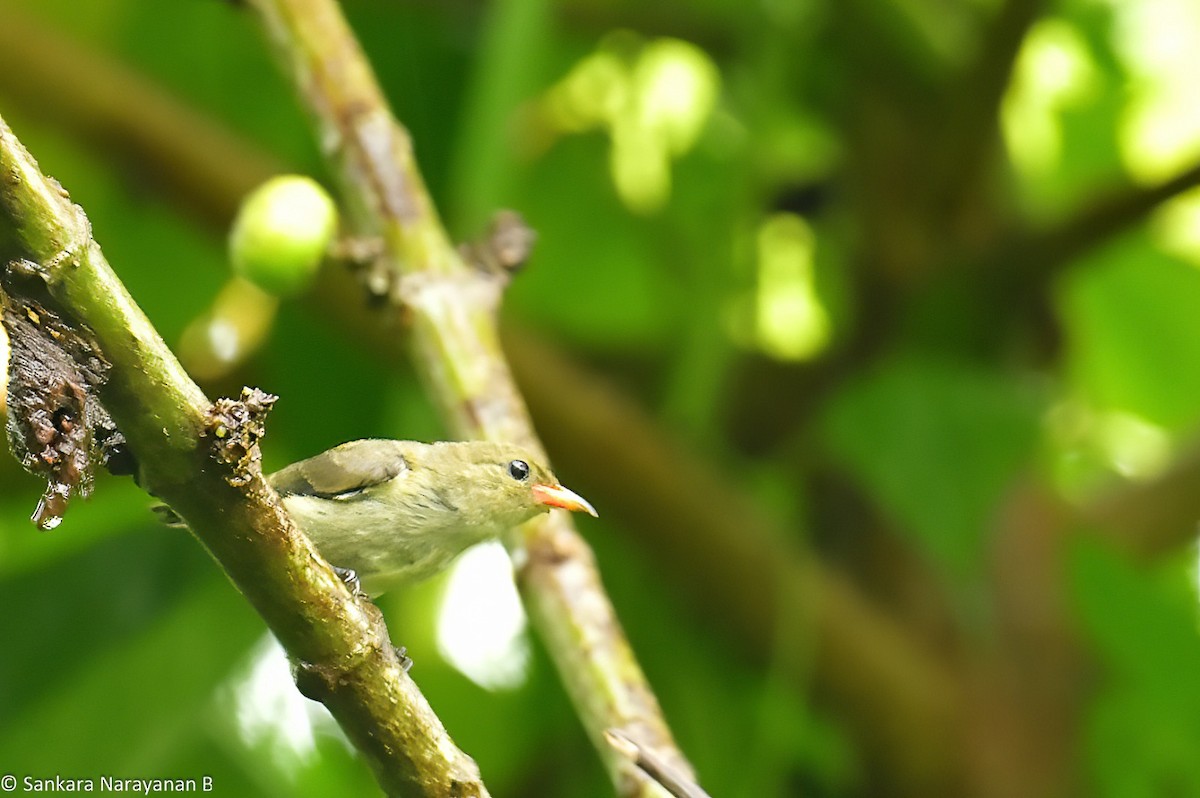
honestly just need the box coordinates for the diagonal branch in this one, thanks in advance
[0,114,488,798]
[1011,160,1200,281]
[241,0,695,794]
[506,327,963,790]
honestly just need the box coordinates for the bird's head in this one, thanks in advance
[423,441,597,531]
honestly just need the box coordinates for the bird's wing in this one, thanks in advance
[270,439,410,499]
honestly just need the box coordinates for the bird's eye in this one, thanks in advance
[507,460,530,481]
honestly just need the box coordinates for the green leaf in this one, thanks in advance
[1060,231,1200,431]
[821,355,1042,579]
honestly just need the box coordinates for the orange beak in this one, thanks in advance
[531,483,598,517]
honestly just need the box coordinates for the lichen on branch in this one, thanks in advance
[1,269,128,530]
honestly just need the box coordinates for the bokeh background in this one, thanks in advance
[3,0,1200,796]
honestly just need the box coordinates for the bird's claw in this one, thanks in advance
[332,565,365,597]
[328,566,410,671]
[394,645,413,673]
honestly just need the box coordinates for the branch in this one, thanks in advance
[1011,160,1200,281]
[241,0,695,794]
[930,0,1046,210]
[505,327,963,790]
[0,115,487,798]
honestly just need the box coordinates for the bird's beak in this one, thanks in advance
[532,483,598,517]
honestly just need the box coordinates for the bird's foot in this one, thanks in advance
[394,645,413,673]
[331,565,365,597]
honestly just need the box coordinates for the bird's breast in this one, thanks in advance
[280,492,483,588]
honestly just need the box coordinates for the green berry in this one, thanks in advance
[229,175,338,297]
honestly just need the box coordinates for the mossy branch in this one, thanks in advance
[0,114,488,798]
[242,0,695,794]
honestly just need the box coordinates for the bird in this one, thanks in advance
[160,439,597,597]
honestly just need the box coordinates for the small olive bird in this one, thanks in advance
[161,439,596,596]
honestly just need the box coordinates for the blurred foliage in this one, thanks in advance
[3,0,1200,796]
[1071,540,1200,798]
[822,354,1042,583]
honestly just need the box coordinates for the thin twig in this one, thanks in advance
[1008,160,1200,281]
[605,729,713,798]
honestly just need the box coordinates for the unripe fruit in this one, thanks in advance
[229,175,338,297]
